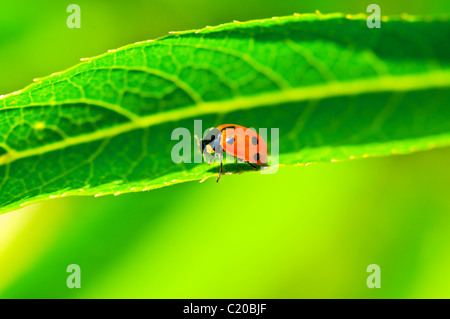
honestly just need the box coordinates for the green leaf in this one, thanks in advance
[1,13,449,213]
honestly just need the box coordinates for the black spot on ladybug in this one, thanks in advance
[252,136,258,145]
[254,153,260,162]
[226,137,235,145]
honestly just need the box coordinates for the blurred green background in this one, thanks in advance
[1,0,449,298]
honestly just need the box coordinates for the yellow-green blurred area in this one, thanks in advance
[1,0,450,298]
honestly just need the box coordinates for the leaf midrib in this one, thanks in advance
[0,70,449,167]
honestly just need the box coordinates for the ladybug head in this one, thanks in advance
[200,127,222,156]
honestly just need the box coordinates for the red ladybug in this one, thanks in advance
[198,124,268,182]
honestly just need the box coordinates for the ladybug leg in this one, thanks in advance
[203,149,210,163]
[216,160,223,182]
[247,162,259,170]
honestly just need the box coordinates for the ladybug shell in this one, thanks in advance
[217,124,268,165]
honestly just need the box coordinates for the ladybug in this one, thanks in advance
[198,124,268,182]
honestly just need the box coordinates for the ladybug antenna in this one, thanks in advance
[194,134,201,149]
[194,135,208,163]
